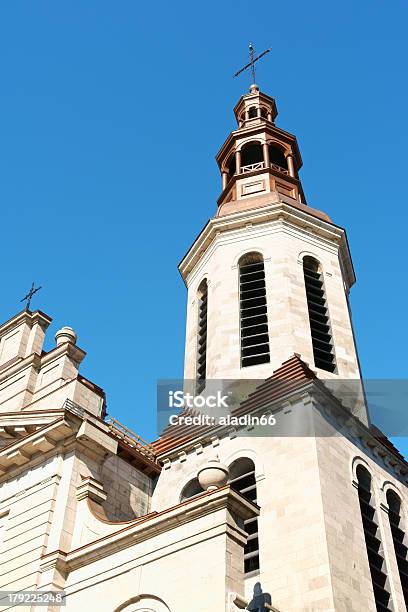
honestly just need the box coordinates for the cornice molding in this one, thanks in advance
[0,341,86,389]
[41,342,86,367]
[40,486,258,573]
[178,201,355,289]
[0,416,77,478]
[76,476,107,503]
[0,352,42,383]
[0,310,52,337]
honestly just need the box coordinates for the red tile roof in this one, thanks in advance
[370,424,406,463]
[151,354,316,456]
[152,355,407,471]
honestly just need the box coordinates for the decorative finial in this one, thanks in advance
[20,282,42,312]
[197,456,229,492]
[55,326,77,346]
[233,43,272,90]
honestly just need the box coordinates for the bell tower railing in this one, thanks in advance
[237,161,290,177]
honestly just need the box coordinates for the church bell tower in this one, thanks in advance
[217,83,305,207]
[180,79,365,418]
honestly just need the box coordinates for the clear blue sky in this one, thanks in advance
[0,2,407,452]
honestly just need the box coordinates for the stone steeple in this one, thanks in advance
[180,86,366,421]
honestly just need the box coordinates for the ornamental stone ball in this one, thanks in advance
[55,326,77,346]
[197,456,229,492]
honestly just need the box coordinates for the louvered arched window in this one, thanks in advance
[239,253,270,368]
[303,256,336,373]
[196,280,208,394]
[386,489,408,606]
[356,465,392,611]
[229,458,259,574]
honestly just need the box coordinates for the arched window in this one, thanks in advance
[239,253,270,368]
[196,280,208,394]
[248,106,257,119]
[303,256,336,373]
[386,489,408,606]
[180,478,202,502]
[227,152,236,178]
[229,458,259,574]
[240,142,263,169]
[260,107,268,119]
[268,144,288,170]
[356,466,392,611]
[114,595,171,612]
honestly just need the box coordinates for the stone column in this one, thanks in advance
[263,143,270,169]
[286,153,295,177]
[236,150,241,174]
[222,171,228,190]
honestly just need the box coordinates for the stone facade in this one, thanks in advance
[153,392,408,611]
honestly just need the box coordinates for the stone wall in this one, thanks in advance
[100,455,152,520]
[152,395,408,611]
[315,414,408,612]
[0,456,59,599]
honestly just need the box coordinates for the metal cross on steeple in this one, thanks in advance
[20,282,42,311]
[233,43,272,86]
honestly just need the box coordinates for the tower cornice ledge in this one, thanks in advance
[178,200,355,289]
[0,416,77,478]
[216,123,303,170]
[0,309,52,337]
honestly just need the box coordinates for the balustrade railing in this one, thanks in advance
[270,162,289,175]
[238,161,290,176]
[106,415,156,461]
[62,399,157,462]
[240,161,265,173]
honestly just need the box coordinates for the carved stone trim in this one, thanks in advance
[76,476,107,503]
